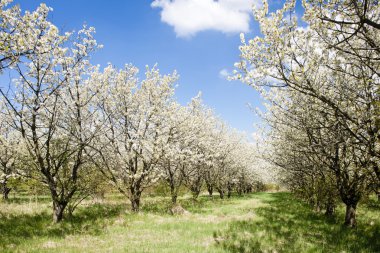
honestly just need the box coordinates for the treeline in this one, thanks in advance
[235,0,380,227]
[0,1,264,223]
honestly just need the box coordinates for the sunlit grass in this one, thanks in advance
[215,192,380,253]
[0,192,378,252]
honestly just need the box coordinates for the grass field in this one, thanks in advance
[0,192,379,253]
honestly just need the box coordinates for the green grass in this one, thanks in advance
[215,192,380,253]
[0,192,379,253]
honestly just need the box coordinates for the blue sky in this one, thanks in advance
[12,0,302,135]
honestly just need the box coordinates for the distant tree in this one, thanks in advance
[90,65,178,212]
[0,102,21,200]
[159,96,206,204]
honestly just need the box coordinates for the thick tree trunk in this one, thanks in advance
[237,187,243,196]
[227,188,232,198]
[227,183,233,198]
[170,184,178,204]
[47,178,73,223]
[325,195,335,217]
[191,189,200,200]
[44,166,79,223]
[207,186,213,197]
[129,183,142,212]
[171,194,177,204]
[1,181,11,200]
[189,181,202,200]
[337,175,361,227]
[344,204,357,227]
[205,171,213,198]
[2,186,11,200]
[52,201,67,223]
[130,194,141,212]
[217,189,224,199]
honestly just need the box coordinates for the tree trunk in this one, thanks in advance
[130,194,141,212]
[337,174,361,227]
[207,186,213,197]
[190,181,202,200]
[344,204,357,227]
[170,183,178,204]
[325,202,335,217]
[171,194,177,204]
[129,183,142,212]
[46,178,75,223]
[191,189,200,200]
[52,201,67,223]
[227,188,232,198]
[2,186,11,200]
[205,171,213,198]
[217,189,224,199]
[227,183,233,198]
[325,195,335,217]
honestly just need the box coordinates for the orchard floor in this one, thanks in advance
[0,192,379,253]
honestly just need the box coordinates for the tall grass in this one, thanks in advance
[215,192,380,253]
[0,192,378,252]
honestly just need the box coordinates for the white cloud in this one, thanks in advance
[219,68,231,79]
[151,0,261,38]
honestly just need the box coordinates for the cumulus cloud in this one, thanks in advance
[151,0,261,38]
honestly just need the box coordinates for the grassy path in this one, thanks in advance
[0,192,379,252]
[217,193,379,253]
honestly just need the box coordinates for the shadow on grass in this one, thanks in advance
[0,193,236,250]
[0,203,125,250]
[179,194,251,214]
[2,195,51,204]
[215,192,380,253]
[365,196,380,211]
[139,194,238,215]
